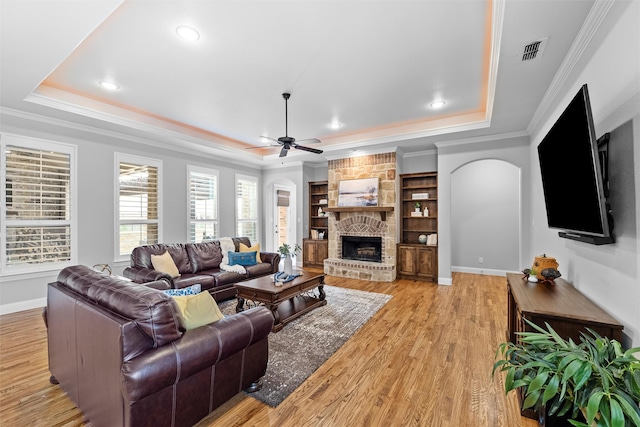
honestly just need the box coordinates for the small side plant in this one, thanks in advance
[278,243,301,257]
[493,320,640,427]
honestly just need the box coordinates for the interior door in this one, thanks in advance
[273,185,292,250]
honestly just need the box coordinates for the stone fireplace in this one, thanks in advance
[323,152,397,282]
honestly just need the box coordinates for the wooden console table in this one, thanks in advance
[505,272,623,419]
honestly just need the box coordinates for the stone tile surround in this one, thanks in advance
[323,152,397,282]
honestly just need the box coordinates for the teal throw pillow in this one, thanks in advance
[163,284,202,296]
[228,251,258,266]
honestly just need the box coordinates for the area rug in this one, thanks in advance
[218,285,392,407]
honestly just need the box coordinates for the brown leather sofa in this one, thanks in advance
[44,265,273,427]
[123,237,280,301]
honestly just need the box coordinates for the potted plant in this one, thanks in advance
[414,202,421,212]
[493,320,640,427]
[278,243,301,275]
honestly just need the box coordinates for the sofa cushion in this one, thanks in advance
[173,273,216,291]
[171,291,224,330]
[151,251,180,278]
[245,262,274,277]
[239,242,262,263]
[131,243,192,275]
[228,251,258,266]
[57,266,182,348]
[186,241,223,273]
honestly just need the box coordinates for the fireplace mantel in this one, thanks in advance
[324,206,394,221]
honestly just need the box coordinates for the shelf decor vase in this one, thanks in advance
[283,255,293,275]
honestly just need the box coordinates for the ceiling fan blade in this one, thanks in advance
[293,144,323,154]
[245,145,279,150]
[294,138,322,144]
[259,135,280,144]
[279,146,289,157]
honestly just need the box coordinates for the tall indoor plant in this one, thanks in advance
[493,321,640,427]
[278,243,301,275]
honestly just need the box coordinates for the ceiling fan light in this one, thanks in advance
[430,100,446,109]
[176,25,200,41]
[98,80,119,90]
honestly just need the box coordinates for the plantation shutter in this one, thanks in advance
[189,169,218,242]
[4,146,72,267]
[118,162,159,256]
[236,176,258,242]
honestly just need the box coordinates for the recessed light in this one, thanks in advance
[176,25,200,41]
[98,80,119,90]
[329,121,342,129]
[260,137,272,144]
[430,100,446,109]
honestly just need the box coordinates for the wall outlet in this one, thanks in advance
[479,257,484,264]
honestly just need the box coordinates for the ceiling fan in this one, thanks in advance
[257,93,323,158]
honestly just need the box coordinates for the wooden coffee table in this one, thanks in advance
[235,270,326,332]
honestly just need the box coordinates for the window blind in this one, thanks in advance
[118,161,159,255]
[277,189,290,207]
[189,170,218,242]
[236,176,258,242]
[4,146,72,267]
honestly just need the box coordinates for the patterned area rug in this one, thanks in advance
[219,285,392,407]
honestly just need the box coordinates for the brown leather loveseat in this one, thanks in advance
[123,237,280,301]
[44,265,273,427]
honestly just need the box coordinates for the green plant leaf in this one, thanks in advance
[505,368,514,393]
[586,391,604,424]
[573,362,593,391]
[522,389,541,410]
[528,371,549,394]
[563,359,584,383]
[567,421,588,427]
[612,394,640,426]
[609,398,624,427]
[542,374,560,405]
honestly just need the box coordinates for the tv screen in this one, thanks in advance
[537,84,613,244]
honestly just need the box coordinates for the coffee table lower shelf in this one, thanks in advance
[270,294,326,332]
[235,271,326,332]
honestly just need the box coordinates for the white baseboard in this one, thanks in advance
[438,277,453,286]
[451,266,510,277]
[0,297,46,315]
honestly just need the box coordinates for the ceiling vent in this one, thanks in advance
[519,37,548,62]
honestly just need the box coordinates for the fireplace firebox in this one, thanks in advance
[341,236,382,263]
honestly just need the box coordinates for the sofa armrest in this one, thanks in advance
[123,266,173,286]
[121,306,273,401]
[142,279,171,290]
[260,252,281,272]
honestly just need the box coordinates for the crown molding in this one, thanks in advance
[434,130,529,150]
[0,106,266,169]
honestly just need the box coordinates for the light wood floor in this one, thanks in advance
[0,272,538,427]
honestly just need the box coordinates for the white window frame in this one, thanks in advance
[114,153,162,262]
[1,133,77,276]
[235,173,260,243]
[187,165,219,243]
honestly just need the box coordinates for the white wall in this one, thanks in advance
[528,0,640,347]
[451,159,520,273]
[435,134,531,285]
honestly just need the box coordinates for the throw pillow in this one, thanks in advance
[151,251,180,278]
[228,250,258,266]
[172,291,224,330]
[239,242,262,263]
[162,284,201,297]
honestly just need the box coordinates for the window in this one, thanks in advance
[1,135,76,274]
[236,174,259,242]
[188,166,218,243]
[116,153,162,260]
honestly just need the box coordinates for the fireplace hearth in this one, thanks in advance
[341,236,382,263]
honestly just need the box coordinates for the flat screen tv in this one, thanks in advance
[537,84,614,245]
